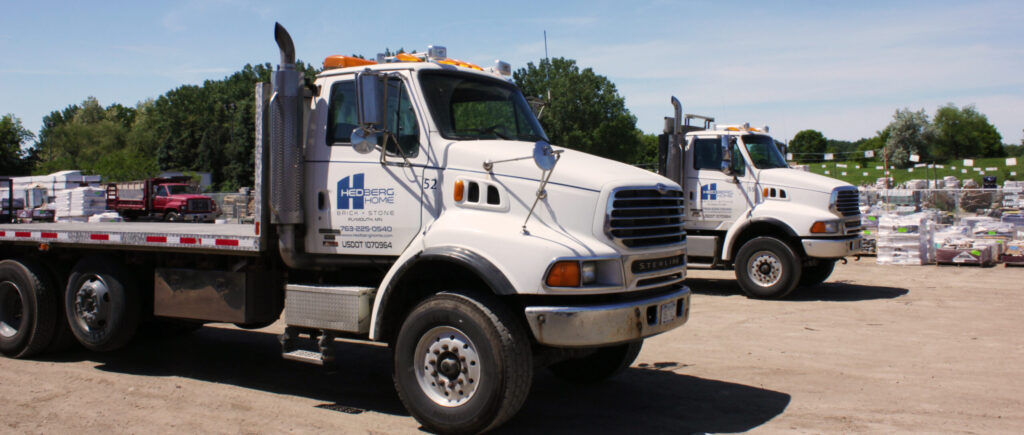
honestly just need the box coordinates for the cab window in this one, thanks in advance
[382,78,420,157]
[326,81,358,144]
[693,138,723,170]
[693,137,745,176]
[326,78,420,157]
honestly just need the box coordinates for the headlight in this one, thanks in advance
[810,220,840,234]
[545,259,618,288]
[580,262,597,284]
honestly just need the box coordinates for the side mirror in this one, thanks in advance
[720,136,734,175]
[355,72,386,129]
[353,71,387,153]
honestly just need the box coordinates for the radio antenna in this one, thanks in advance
[544,30,551,101]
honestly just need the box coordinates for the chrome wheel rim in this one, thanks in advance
[748,251,783,287]
[0,281,24,338]
[73,275,112,333]
[413,326,481,407]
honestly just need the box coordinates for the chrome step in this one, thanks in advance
[282,349,324,366]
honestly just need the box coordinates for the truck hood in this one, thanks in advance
[757,167,853,193]
[440,140,675,191]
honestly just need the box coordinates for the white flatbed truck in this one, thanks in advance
[0,25,691,433]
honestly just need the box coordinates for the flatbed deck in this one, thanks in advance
[0,222,262,254]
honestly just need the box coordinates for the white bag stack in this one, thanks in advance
[876,213,933,265]
[55,187,107,221]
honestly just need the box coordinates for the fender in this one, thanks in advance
[722,216,799,261]
[369,245,515,340]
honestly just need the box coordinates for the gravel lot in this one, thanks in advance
[2,258,1023,434]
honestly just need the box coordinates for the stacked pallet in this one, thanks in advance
[876,214,933,265]
[55,187,107,222]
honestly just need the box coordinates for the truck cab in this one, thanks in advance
[268,31,692,432]
[660,99,860,298]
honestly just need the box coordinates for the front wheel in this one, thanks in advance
[163,211,180,222]
[735,237,802,299]
[393,292,532,434]
[799,260,836,287]
[548,341,642,384]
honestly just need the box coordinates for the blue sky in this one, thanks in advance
[2,0,1022,145]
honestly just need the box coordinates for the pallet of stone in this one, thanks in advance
[936,245,995,267]
[1002,254,1024,266]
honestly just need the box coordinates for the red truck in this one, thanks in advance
[105,177,216,222]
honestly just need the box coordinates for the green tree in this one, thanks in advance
[33,97,158,181]
[0,114,35,175]
[513,57,642,163]
[789,129,827,162]
[931,103,1003,159]
[151,61,318,190]
[885,108,934,168]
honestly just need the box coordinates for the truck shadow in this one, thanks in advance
[501,363,790,434]
[687,278,909,302]
[43,327,789,433]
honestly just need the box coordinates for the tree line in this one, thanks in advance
[788,105,1022,167]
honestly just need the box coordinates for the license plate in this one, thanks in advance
[660,301,676,325]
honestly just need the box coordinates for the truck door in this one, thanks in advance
[305,73,431,256]
[685,136,750,231]
[153,185,169,210]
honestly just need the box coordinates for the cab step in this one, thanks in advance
[282,349,326,366]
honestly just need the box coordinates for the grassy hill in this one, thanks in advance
[797,156,1022,187]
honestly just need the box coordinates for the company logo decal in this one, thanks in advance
[701,183,717,200]
[337,174,395,209]
[700,183,733,201]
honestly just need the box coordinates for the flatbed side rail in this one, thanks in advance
[0,224,260,253]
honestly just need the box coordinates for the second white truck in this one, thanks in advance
[658,97,861,299]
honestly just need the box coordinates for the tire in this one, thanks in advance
[0,259,59,358]
[393,292,532,435]
[734,237,802,299]
[64,256,141,352]
[548,341,642,384]
[164,211,180,222]
[799,260,836,287]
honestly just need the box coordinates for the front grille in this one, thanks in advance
[607,187,685,249]
[188,199,212,212]
[834,188,860,217]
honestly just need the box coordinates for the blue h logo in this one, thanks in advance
[701,183,717,200]
[337,174,365,209]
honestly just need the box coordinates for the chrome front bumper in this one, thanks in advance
[802,236,861,259]
[523,285,690,348]
[183,212,216,223]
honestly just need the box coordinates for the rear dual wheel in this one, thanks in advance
[64,256,140,352]
[0,259,60,358]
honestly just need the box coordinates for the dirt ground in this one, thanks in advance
[2,259,1023,434]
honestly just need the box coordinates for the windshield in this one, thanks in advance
[742,135,788,169]
[165,185,193,195]
[419,71,548,142]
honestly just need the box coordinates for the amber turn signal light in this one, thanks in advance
[546,261,580,287]
[454,180,465,202]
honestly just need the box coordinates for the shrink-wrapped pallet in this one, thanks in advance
[876,213,933,265]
